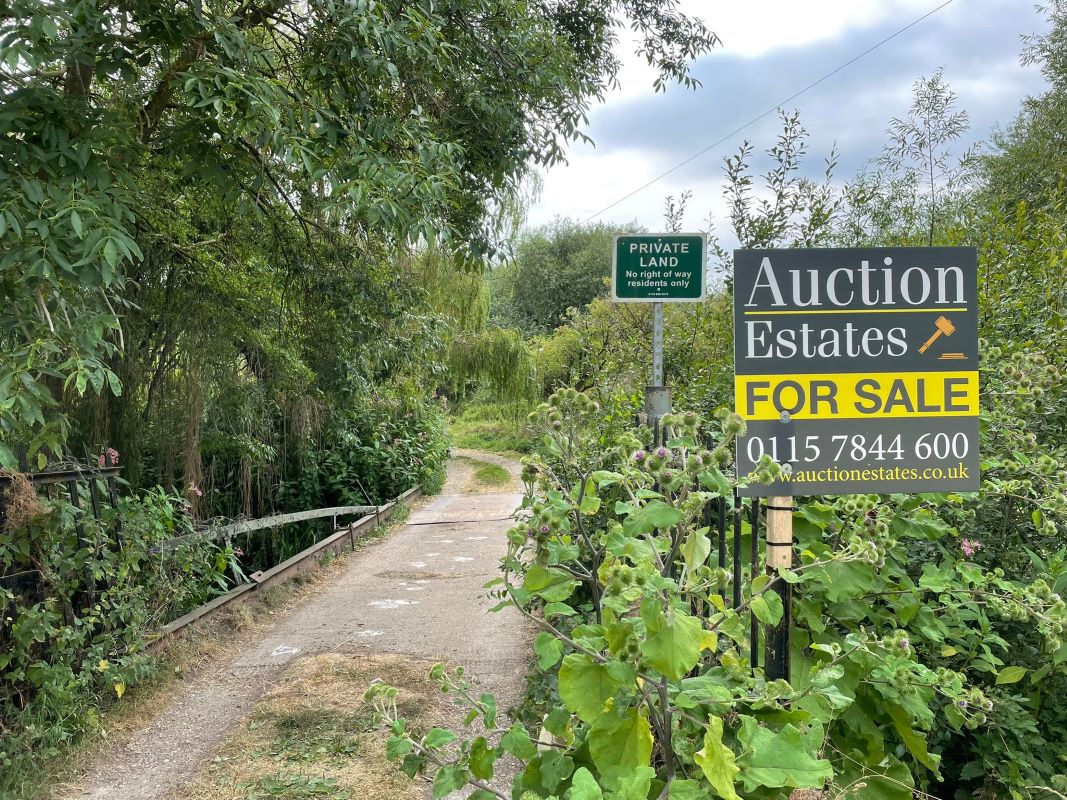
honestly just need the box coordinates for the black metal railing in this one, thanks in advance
[0,450,124,636]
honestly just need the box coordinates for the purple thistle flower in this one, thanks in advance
[633,450,646,462]
[655,446,669,458]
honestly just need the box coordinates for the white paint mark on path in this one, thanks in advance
[357,630,384,638]
[465,536,488,541]
[453,556,474,563]
[271,645,301,657]
[368,599,420,610]
[410,561,427,568]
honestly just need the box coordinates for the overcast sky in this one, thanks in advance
[525,0,1050,244]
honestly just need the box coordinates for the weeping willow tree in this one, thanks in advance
[408,245,536,405]
[410,246,491,335]
[445,328,537,403]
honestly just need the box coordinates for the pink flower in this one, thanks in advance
[97,447,120,467]
[187,482,203,497]
[961,539,983,558]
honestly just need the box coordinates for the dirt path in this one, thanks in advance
[62,451,531,800]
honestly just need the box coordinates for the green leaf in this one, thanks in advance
[500,724,537,761]
[640,611,717,680]
[591,470,623,487]
[524,565,579,602]
[777,568,801,584]
[400,753,426,778]
[103,237,119,268]
[667,779,705,800]
[623,499,683,536]
[588,707,653,789]
[736,717,833,791]
[469,736,496,781]
[885,705,940,775]
[535,632,564,670]
[386,736,413,759]
[680,529,711,572]
[558,654,623,723]
[995,665,1028,685]
[544,602,578,618]
[580,494,602,515]
[540,748,575,791]
[431,765,468,798]
[698,468,732,495]
[566,767,603,800]
[612,766,656,799]
[694,716,741,800]
[750,592,784,626]
[423,727,457,749]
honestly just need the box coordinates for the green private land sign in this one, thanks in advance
[612,233,707,302]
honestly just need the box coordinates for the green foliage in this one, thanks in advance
[237,775,349,799]
[491,219,636,334]
[375,382,1067,799]
[449,400,536,454]
[0,487,228,791]
[280,393,450,510]
[0,0,719,474]
[446,327,537,404]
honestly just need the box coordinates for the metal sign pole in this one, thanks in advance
[611,232,705,436]
[652,301,664,386]
[646,301,671,438]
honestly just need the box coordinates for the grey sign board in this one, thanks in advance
[733,247,980,496]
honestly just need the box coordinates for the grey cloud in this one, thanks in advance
[586,0,1049,184]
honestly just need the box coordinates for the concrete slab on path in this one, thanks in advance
[235,491,526,672]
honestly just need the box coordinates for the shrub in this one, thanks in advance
[0,486,229,790]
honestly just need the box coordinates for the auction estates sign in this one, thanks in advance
[734,247,980,496]
[612,233,707,302]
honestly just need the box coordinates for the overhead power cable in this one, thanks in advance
[582,0,957,222]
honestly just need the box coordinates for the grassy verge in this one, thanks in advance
[172,653,437,800]
[470,462,512,488]
[458,457,516,494]
[449,401,534,453]
[31,502,416,800]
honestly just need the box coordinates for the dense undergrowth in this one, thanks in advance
[378,360,1067,799]
[450,400,536,455]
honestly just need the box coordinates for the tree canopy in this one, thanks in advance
[0,0,719,464]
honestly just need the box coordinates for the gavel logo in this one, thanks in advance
[919,315,956,354]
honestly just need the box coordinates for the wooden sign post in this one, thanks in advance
[764,496,793,681]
